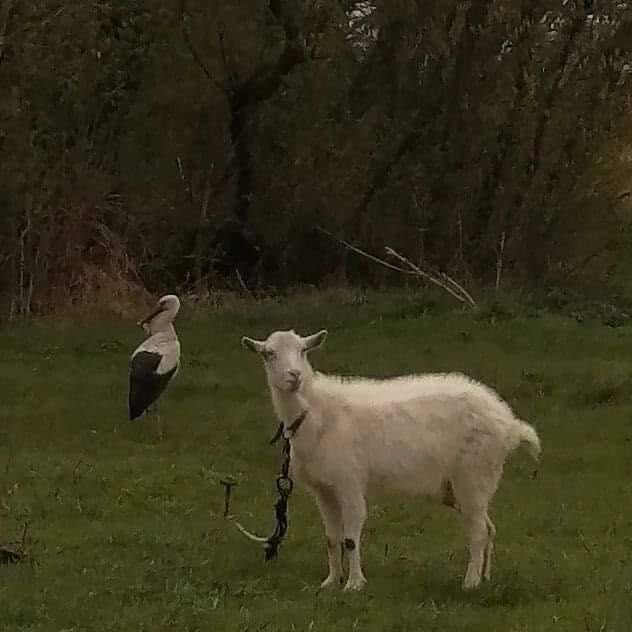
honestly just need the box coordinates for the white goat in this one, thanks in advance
[242,329,541,592]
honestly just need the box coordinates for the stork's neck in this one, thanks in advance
[148,321,177,339]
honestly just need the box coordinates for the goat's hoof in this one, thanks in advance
[343,577,367,592]
[319,575,341,590]
[462,576,482,590]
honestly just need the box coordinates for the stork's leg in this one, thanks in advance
[155,402,163,441]
[146,402,163,440]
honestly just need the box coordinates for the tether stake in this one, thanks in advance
[220,410,308,560]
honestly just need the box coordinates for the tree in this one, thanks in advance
[0,0,630,314]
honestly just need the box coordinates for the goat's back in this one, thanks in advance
[316,371,513,415]
[314,371,522,467]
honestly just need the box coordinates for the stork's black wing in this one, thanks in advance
[129,351,177,420]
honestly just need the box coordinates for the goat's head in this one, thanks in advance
[241,329,327,394]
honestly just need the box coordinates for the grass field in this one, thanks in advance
[1,290,632,631]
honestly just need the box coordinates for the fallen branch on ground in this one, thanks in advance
[316,226,477,308]
[384,247,476,308]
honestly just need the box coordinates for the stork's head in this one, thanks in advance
[138,294,181,333]
[241,329,327,394]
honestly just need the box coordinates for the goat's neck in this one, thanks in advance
[270,386,313,427]
[270,384,324,459]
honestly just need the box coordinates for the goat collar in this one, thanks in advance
[269,409,308,445]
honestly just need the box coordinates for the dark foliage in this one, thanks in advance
[1,0,630,313]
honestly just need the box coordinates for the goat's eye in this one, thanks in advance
[262,350,276,361]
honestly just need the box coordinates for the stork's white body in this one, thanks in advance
[131,327,181,377]
[128,295,181,422]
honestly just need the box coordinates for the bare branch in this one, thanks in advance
[179,0,228,94]
[385,247,477,308]
[316,226,477,308]
[240,0,307,102]
[217,26,238,89]
[315,226,415,275]
[20,522,28,549]
[175,156,193,205]
[495,231,506,292]
[530,12,586,176]
[0,0,17,69]
[235,267,254,297]
[438,271,477,308]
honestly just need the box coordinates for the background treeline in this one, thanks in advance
[1,0,631,315]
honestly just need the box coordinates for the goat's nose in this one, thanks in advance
[288,370,302,380]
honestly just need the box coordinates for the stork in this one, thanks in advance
[129,294,181,438]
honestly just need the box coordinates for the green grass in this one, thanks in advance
[2,289,632,631]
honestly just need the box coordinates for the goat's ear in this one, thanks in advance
[303,329,328,351]
[241,336,265,353]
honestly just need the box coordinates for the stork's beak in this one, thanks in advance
[137,303,165,328]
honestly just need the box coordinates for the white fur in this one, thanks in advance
[242,329,541,592]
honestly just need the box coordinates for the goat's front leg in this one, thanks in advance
[340,491,368,591]
[314,489,343,589]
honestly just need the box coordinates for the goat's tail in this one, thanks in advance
[511,419,541,462]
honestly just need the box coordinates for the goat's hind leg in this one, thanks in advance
[458,505,492,590]
[452,474,498,589]
[482,513,496,582]
[452,431,502,589]
[442,478,495,585]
